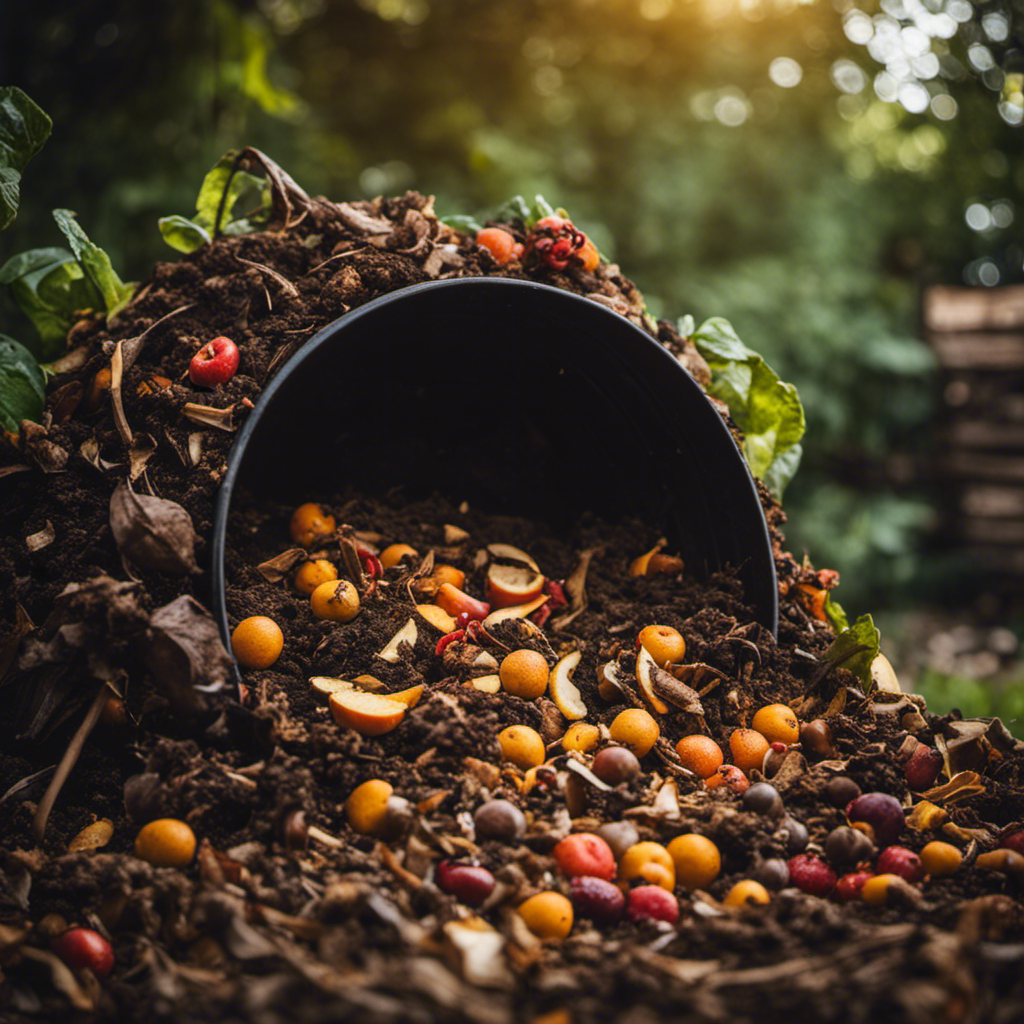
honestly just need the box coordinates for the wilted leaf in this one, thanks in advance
[20,419,68,473]
[109,478,197,576]
[143,596,233,712]
[256,548,306,583]
[68,818,114,852]
[25,519,54,552]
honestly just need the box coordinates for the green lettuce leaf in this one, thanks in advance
[689,316,805,499]
[0,247,99,358]
[822,613,880,689]
[52,209,135,317]
[0,87,52,230]
[0,333,45,432]
[439,213,484,235]
[159,154,271,253]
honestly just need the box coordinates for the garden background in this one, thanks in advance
[2,0,1023,726]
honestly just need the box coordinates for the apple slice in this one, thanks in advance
[485,563,546,609]
[481,593,550,631]
[629,542,664,577]
[597,661,626,702]
[377,618,418,663]
[310,676,356,700]
[467,674,501,693]
[416,603,457,634]
[329,689,407,735]
[486,543,540,573]
[385,683,425,708]
[548,650,586,720]
[635,647,670,714]
[871,652,902,693]
[434,583,490,622]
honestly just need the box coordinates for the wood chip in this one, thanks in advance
[26,520,55,552]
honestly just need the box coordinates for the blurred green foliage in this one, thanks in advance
[2,0,1023,621]
[914,669,1024,735]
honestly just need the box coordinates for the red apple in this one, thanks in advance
[189,336,240,387]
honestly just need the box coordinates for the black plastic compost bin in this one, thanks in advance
[211,278,779,647]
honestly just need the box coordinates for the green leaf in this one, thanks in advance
[823,613,880,689]
[0,87,52,230]
[530,194,555,223]
[0,333,45,432]
[0,247,99,358]
[494,195,531,224]
[158,215,212,254]
[160,154,271,252]
[52,209,135,316]
[824,594,849,633]
[691,316,806,500]
[440,213,484,235]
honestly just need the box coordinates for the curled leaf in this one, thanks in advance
[68,818,114,852]
[109,478,197,576]
[143,596,233,712]
[650,662,704,714]
[25,519,54,552]
[256,547,306,583]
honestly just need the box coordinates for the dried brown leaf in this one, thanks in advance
[128,432,156,482]
[68,818,114,853]
[668,661,727,698]
[551,546,600,630]
[143,595,233,712]
[921,771,986,805]
[256,548,307,583]
[20,420,68,473]
[651,662,704,714]
[25,520,54,552]
[335,202,394,235]
[79,437,119,472]
[110,478,197,576]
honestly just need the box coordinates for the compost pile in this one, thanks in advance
[2,167,1024,1024]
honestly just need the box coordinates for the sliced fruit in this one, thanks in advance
[468,674,501,693]
[486,563,546,609]
[486,543,540,573]
[310,676,356,699]
[378,618,418,663]
[629,542,663,577]
[385,683,425,708]
[597,661,626,702]
[871,653,901,694]
[635,647,670,715]
[548,650,586,720]
[434,583,490,622]
[416,603,458,634]
[329,689,407,735]
[354,673,386,691]
[481,593,550,631]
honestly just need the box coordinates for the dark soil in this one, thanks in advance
[1,181,1023,1024]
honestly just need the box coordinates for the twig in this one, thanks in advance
[32,680,118,843]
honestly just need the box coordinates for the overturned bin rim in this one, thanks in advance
[211,277,778,654]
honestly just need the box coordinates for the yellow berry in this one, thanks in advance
[674,735,724,779]
[728,728,771,775]
[608,709,660,757]
[499,649,549,700]
[667,833,721,889]
[562,722,600,754]
[345,779,393,835]
[723,880,771,907]
[497,725,546,769]
[517,891,574,939]
[380,543,419,569]
[920,841,962,878]
[751,703,799,745]
[310,579,360,622]
[231,615,284,669]
[134,818,196,868]
[637,624,686,666]
[294,558,338,596]
[290,502,335,548]
[861,873,901,906]
[619,841,676,891]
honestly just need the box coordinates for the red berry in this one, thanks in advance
[876,845,924,883]
[553,833,616,881]
[51,928,114,977]
[568,875,626,925]
[787,854,837,897]
[903,745,943,791]
[1000,830,1024,856]
[189,336,239,387]
[626,885,679,924]
[435,861,495,906]
[835,870,873,902]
